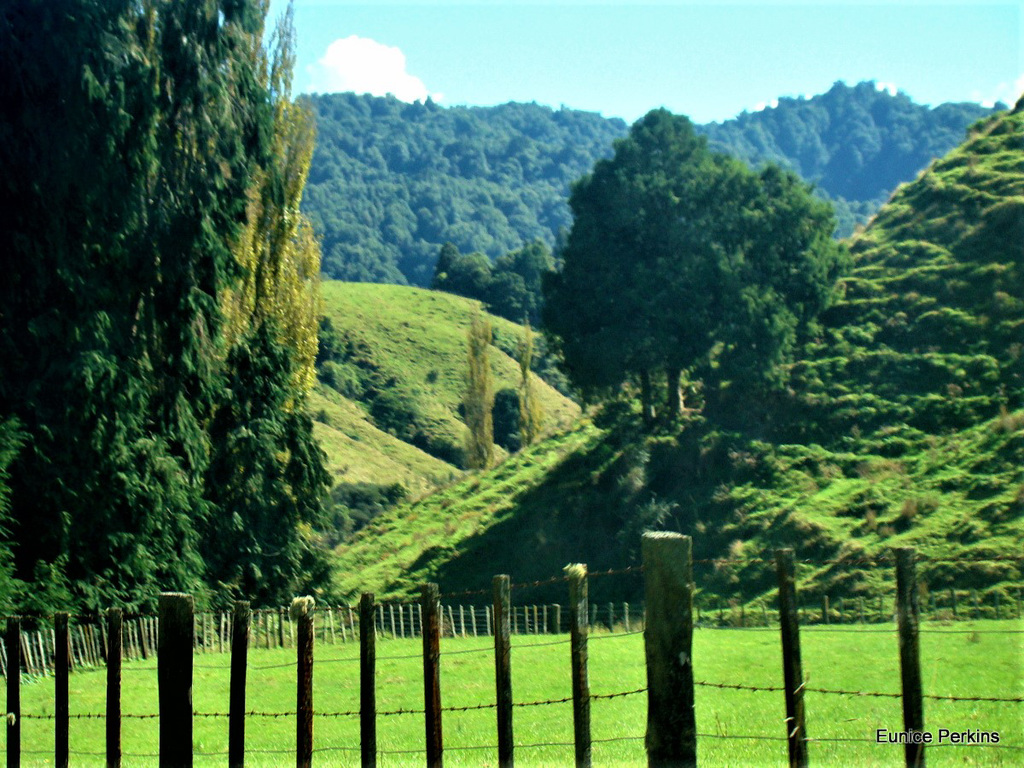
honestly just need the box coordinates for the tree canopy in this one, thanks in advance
[543,109,848,424]
[300,84,992,284]
[0,0,328,612]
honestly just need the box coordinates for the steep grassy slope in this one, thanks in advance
[312,282,580,508]
[331,104,1023,606]
[789,103,1023,444]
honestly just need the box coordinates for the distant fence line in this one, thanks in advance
[1,544,1022,767]
[5,585,1023,679]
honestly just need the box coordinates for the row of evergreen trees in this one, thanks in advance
[0,0,329,613]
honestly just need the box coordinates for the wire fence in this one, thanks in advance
[1,547,1020,765]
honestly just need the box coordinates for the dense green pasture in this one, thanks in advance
[4,621,1020,766]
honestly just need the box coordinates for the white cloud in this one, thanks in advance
[306,36,442,103]
[754,98,779,112]
[974,73,1024,108]
[875,81,898,97]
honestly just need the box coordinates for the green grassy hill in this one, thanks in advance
[311,282,580,534]
[330,103,1023,606]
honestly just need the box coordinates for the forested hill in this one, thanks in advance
[302,82,994,285]
[701,81,998,235]
[303,96,626,284]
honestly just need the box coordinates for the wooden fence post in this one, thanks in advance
[158,592,194,768]
[6,618,20,768]
[775,549,808,768]
[566,564,590,768]
[493,576,513,768]
[422,584,443,768]
[230,601,250,768]
[107,608,123,768]
[55,612,70,768]
[896,549,925,768]
[360,593,376,768]
[293,597,315,768]
[642,532,696,767]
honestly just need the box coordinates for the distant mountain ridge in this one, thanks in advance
[302,82,995,286]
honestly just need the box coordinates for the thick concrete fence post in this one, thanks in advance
[493,575,514,768]
[565,564,590,768]
[642,532,696,767]
[896,548,925,768]
[106,608,123,768]
[293,597,315,768]
[229,601,250,768]
[159,593,194,768]
[359,593,376,768]
[422,584,443,768]
[775,550,808,768]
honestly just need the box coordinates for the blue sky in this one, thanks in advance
[267,1,1023,124]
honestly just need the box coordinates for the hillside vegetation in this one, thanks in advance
[331,103,1023,606]
[312,282,580,537]
[302,83,993,285]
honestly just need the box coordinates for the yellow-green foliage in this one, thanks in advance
[222,8,321,394]
[463,311,494,470]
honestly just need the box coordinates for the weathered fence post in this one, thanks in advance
[775,549,808,768]
[159,592,194,768]
[554,604,562,634]
[230,601,250,768]
[566,564,590,768]
[294,597,315,768]
[493,575,514,768]
[896,549,925,768]
[6,618,20,768]
[360,593,376,768]
[55,612,70,768]
[422,584,443,767]
[107,607,123,768]
[822,595,830,625]
[643,532,696,767]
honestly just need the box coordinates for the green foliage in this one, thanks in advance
[333,106,1023,608]
[518,323,544,448]
[431,240,556,325]
[0,419,24,613]
[464,312,495,470]
[702,81,995,236]
[492,388,522,453]
[304,95,627,285]
[544,109,847,424]
[204,323,332,606]
[303,83,992,283]
[0,0,331,611]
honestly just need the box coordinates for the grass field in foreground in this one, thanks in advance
[4,621,1021,767]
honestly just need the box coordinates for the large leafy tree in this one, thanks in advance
[544,109,847,425]
[0,0,326,611]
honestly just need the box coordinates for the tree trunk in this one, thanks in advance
[666,367,682,418]
[639,369,655,427]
